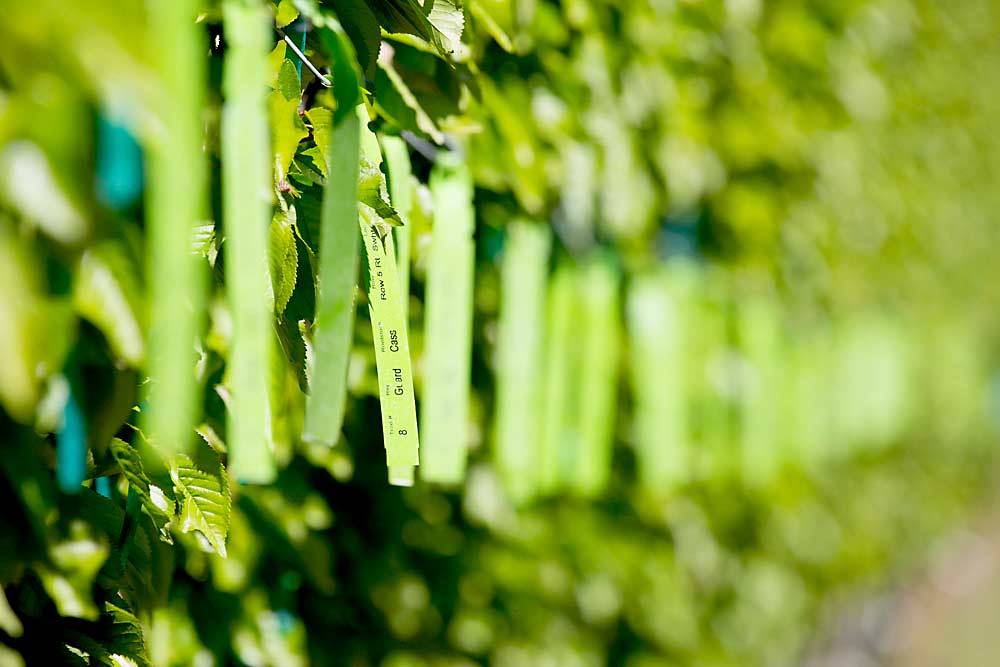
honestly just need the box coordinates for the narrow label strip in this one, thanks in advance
[222,0,275,483]
[360,216,420,469]
[493,221,551,503]
[358,114,419,477]
[419,154,475,484]
[626,263,693,493]
[539,261,578,495]
[302,112,361,446]
[571,256,620,497]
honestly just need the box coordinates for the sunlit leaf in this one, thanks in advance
[169,451,230,558]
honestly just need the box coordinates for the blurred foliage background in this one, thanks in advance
[1,0,999,665]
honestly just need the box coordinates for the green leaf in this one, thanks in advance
[328,0,381,81]
[267,59,308,182]
[109,438,174,536]
[375,46,445,143]
[305,107,333,176]
[74,490,156,609]
[269,205,299,315]
[370,0,436,44]
[266,41,287,88]
[358,157,402,227]
[103,601,151,667]
[63,601,151,667]
[0,141,88,244]
[309,18,363,125]
[425,0,465,55]
[169,451,231,558]
[0,229,76,423]
[419,155,475,484]
[276,55,301,101]
[371,0,464,58]
[73,240,146,367]
[273,0,299,28]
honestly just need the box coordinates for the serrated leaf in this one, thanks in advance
[269,206,299,315]
[305,107,333,176]
[169,453,231,558]
[73,240,145,367]
[312,20,363,125]
[191,222,217,263]
[329,0,381,81]
[109,438,174,531]
[73,491,155,608]
[295,147,328,184]
[358,157,402,227]
[370,0,436,44]
[371,0,464,57]
[104,602,150,667]
[195,423,227,454]
[276,56,301,101]
[426,0,464,55]
[268,64,308,180]
[273,0,299,28]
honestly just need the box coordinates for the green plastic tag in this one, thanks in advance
[360,216,420,470]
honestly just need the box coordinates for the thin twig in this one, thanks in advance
[401,130,439,162]
[278,31,331,87]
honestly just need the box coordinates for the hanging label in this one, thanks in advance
[360,215,419,470]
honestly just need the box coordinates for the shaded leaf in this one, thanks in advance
[376,44,444,143]
[269,205,299,315]
[103,602,150,667]
[73,240,146,367]
[329,0,381,81]
[109,438,174,538]
[38,522,110,620]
